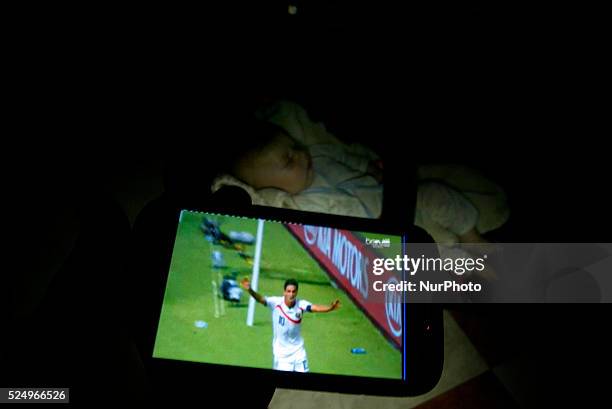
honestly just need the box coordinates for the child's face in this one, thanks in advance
[235,133,314,194]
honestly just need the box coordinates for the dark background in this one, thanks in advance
[5,1,610,406]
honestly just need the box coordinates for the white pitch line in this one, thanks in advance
[218,270,225,316]
[212,280,219,318]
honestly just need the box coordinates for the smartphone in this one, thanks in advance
[134,204,442,399]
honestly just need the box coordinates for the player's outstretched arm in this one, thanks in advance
[311,299,341,313]
[240,277,267,306]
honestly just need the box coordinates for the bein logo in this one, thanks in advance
[365,237,391,248]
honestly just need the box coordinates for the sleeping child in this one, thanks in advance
[211,100,509,246]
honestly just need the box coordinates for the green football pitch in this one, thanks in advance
[153,211,402,379]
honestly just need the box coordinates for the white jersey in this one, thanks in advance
[265,296,312,358]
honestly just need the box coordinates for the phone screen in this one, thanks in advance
[153,210,406,381]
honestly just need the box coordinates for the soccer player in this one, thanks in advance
[240,277,340,372]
